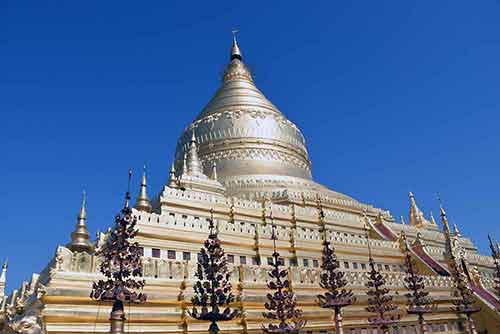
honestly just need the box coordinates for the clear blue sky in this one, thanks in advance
[1,1,499,292]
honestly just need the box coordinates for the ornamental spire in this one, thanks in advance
[408,192,429,227]
[0,259,7,282]
[429,211,437,225]
[211,161,218,181]
[182,153,188,175]
[0,259,7,298]
[68,191,94,253]
[439,202,453,258]
[135,165,152,213]
[168,163,178,188]
[186,129,203,177]
[223,31,253,83]
[439,204,451,236]
[230,30,242,60]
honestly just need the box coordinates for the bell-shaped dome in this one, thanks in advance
[174,36,351,201]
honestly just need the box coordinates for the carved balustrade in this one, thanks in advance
[51,248,456,291]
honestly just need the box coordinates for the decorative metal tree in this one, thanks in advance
[316,198,355,334]
[488,235,500,298]
[437,205,479,334]
[449,253,480,334]
[90,170,147,334]
[190,208,240,334]
[364,222,400,334]
[262,213,306,333]
[401,232,435,334]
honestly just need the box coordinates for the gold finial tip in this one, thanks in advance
[230,29,242,60]
[78,190,87,220]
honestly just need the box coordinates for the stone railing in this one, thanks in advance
[158,187,369,225]
[52,247,455,291]
[135,208,399,253]
[465,253,494,267]
[328,232,400,250]
[424,246,446,259]
[421,247,495,267]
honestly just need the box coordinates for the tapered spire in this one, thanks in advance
[429,211,437,225]
[168,163,178,188]
[182,153,188,175]
[186,129,203,177]
[68,191,94,253]
[135,165,152,213]
[230,30,242,60]
[439,201,460,266]
[488,235,498,259]
[0,259,7,282]
[211,161,218,181]
[0,259,7,298]
[400,215,406,225]
[454,224,462,237]
[222,32,253,83]
[439,205,451,236]
[408,192,430,227]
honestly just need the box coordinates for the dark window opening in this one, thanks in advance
[167,250,176,260]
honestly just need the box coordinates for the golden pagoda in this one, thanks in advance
[1,35,499,334]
